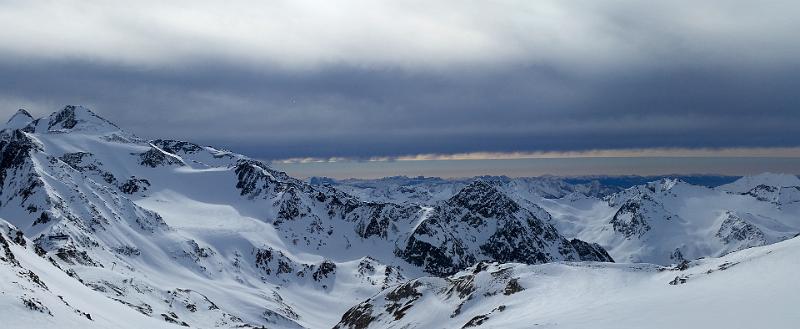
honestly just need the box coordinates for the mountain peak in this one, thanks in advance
[646,177,685,192]
[448,180,519,215]
[30,105,123,135]
[4,108,34,130]
[451,180,501,201]
[720,172,800,193]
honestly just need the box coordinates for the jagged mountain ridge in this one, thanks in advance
[396,181,611,276]
[314,175,623,206]
[0,105,613,328]
[334,175,800,265]
[519,177,800,265]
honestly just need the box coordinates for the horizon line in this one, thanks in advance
[270,147,800,164]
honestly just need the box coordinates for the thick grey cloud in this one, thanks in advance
[0,1,799,160]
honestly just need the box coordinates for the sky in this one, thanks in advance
[1,1,799,177]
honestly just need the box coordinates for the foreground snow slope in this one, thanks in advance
[336,234,800,329]
[0,219,183,329]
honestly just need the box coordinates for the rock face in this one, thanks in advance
[742,185,800,206]
[46,105,120,133]
[233,158,424,248]
[715,211,768,251]
[232,161,611,275]
[569,239,614,262]
[137,146,186,167]
[396,181,613,276]
[609,194,663,239]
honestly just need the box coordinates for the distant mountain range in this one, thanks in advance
[1,106,798,328]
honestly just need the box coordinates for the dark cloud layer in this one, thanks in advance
[0,1,799,160]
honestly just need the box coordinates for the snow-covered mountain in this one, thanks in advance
[395,181,612,276]
[334,174,800,266]
[563,177,800,264]
[0,106,615,328]
[718,172,800,194]
[1,105,797,328]
[718,173,800,207]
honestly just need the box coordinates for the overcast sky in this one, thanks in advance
[1,1,799,161]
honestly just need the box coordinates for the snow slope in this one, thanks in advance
[336,234,800,329]
[540,179,800,264]
[718,173,800,209]
[0,219,185,329]
[718,172,800,193]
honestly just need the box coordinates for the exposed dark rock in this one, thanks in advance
[253,247,295,276]
[670,248,685,263]
[334,303,376,329]
[0,130,42,188]
[570,239,614,262]
[151,139,204,155]
[312,260,337,281]
[119,177,150,194]
[55,246,102,267]
[610,197,653,238]
[462,314,490,328]
[446,275,476,299]
[22,297,52,315]
[137,146,185,167]
[674,260,690,271]
[384,281,423,320]
[716,211,767,250]
[46,105,120,132]
[669,276,688,285]
[161,312,189,327]
[503,278,524,295]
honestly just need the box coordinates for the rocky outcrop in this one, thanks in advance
[396,181,613,276]
[570,239,614,262]
[334,262,528,329]
[137,146,185,168]
[610,196,655,238]
[716,211,767,251]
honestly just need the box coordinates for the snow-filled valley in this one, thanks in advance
[1,106,799,328]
